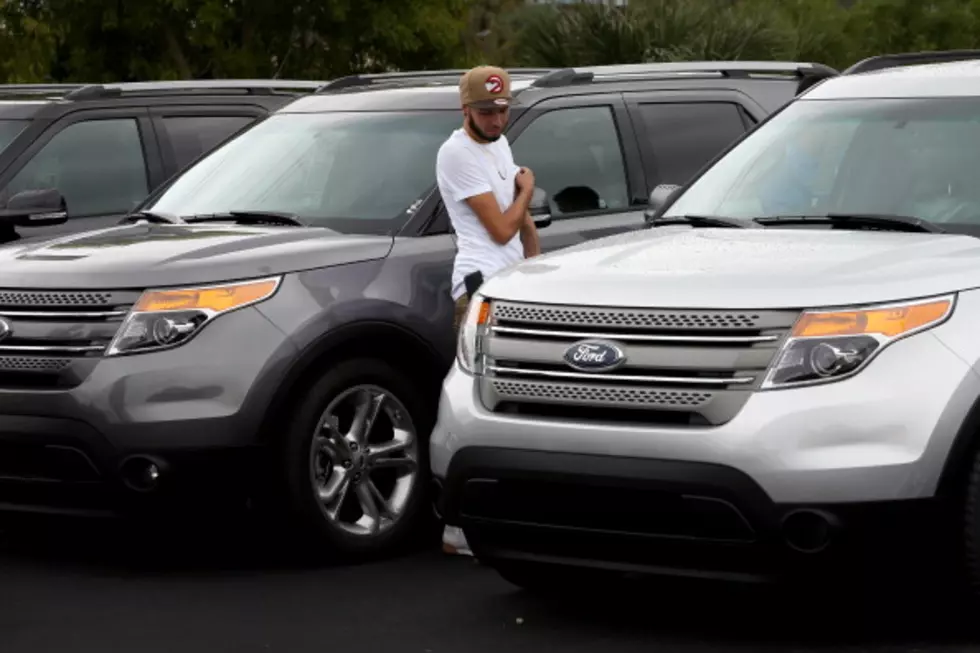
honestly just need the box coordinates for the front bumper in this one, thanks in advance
[437,446,942,583]
[431,329,976,580]
[432,330,978,504]
[0,305,296,518]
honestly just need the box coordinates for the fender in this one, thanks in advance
[254,317,452,445]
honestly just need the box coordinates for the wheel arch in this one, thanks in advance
[256,320,451,445]
[936,390,980,500]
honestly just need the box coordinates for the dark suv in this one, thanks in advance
[0,80,325,243]
[0,62,837,557]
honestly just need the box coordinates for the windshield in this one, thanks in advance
[146,110,460,235]
[663,97,980,234]
[0,119,28,154]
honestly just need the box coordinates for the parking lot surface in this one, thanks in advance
[0,520,978,653]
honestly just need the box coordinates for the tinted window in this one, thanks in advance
[510,106,630,218]
[162,116,255,169]
[1,119,148,218]
[637,102,747,186]
[148,111,460,235]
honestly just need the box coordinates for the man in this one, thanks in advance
[436,65,540,334]
[435,65,541,557]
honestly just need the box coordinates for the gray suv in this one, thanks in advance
[0,62,834,557]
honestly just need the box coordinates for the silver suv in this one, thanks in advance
[430,50,980,595]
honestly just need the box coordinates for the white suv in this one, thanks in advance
[429,51,980,594]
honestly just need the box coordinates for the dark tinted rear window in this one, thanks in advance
[637,102,748,186]
[162,116,256,169]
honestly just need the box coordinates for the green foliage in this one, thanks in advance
[504,0,980,72]
[0,0,472,82]
[4,0,980,83]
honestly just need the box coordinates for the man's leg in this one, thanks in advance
[443,293,474,557]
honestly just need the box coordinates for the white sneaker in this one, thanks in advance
[442,525,473,556]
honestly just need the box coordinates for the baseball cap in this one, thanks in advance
[459,66,515,109]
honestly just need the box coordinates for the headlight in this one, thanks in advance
[457,294,491,374]
[762,294,955,389]
[106,276,281,356]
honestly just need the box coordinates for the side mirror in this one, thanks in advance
[0,189,68,227]
[643,184,682,224]
[529,187,551,228]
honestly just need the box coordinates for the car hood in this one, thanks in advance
[0,224,393,289]
[482,227,980,309]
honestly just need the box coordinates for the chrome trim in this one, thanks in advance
[0,344,104,353]
[490,325,780,344]
[0,310,128,319]
[486,365,755,386]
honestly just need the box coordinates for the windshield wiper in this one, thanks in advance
[754,213,946,234]
[182,211,307,227]
[647,214,760,229]
[119,210,185,225]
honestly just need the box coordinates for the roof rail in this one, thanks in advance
[842,49,980,75]
[0,84,89,97]
[529,61,839,93]
[318,68,556,92]
[62,79,327,101]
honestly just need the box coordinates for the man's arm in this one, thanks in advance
[465,186,534,245]
[519,210,540,257]
[438,144,536,245]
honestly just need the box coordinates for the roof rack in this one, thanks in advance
[318,68,556,92]
[62,79,327,101]
[529,61,838,94]
[842,49,980,75]
[0,83,89,98]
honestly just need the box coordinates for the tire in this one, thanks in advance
[963,449,980,601]
[275,357,436,560]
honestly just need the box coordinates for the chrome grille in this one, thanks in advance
[478,300,800,426]
[0,288,140,387]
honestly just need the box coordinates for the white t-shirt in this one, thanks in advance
[435,128,525,300]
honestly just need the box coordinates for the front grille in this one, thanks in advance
[492,303,769,331]
[0,288,140,388]
[490,379,714,407]
[477,300,800,426]
[0,290,115,307]
[0,442,101,482]
[459,477,758,543]
[0,356,72,373]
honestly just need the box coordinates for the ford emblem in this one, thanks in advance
[562,339,626,372]
[0,318,9,342]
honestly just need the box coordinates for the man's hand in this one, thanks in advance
[515,166,535,193]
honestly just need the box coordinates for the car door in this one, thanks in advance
[622,89,762,191]
[0,107,163,240]
[148,105,266,179]
[504,92,650,253]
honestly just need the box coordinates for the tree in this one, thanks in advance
[0,0,472,83]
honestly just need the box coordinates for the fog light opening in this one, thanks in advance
[120,456,168,493]
[782,509,839,554]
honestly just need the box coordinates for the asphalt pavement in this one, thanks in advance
[1,519,979,653]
